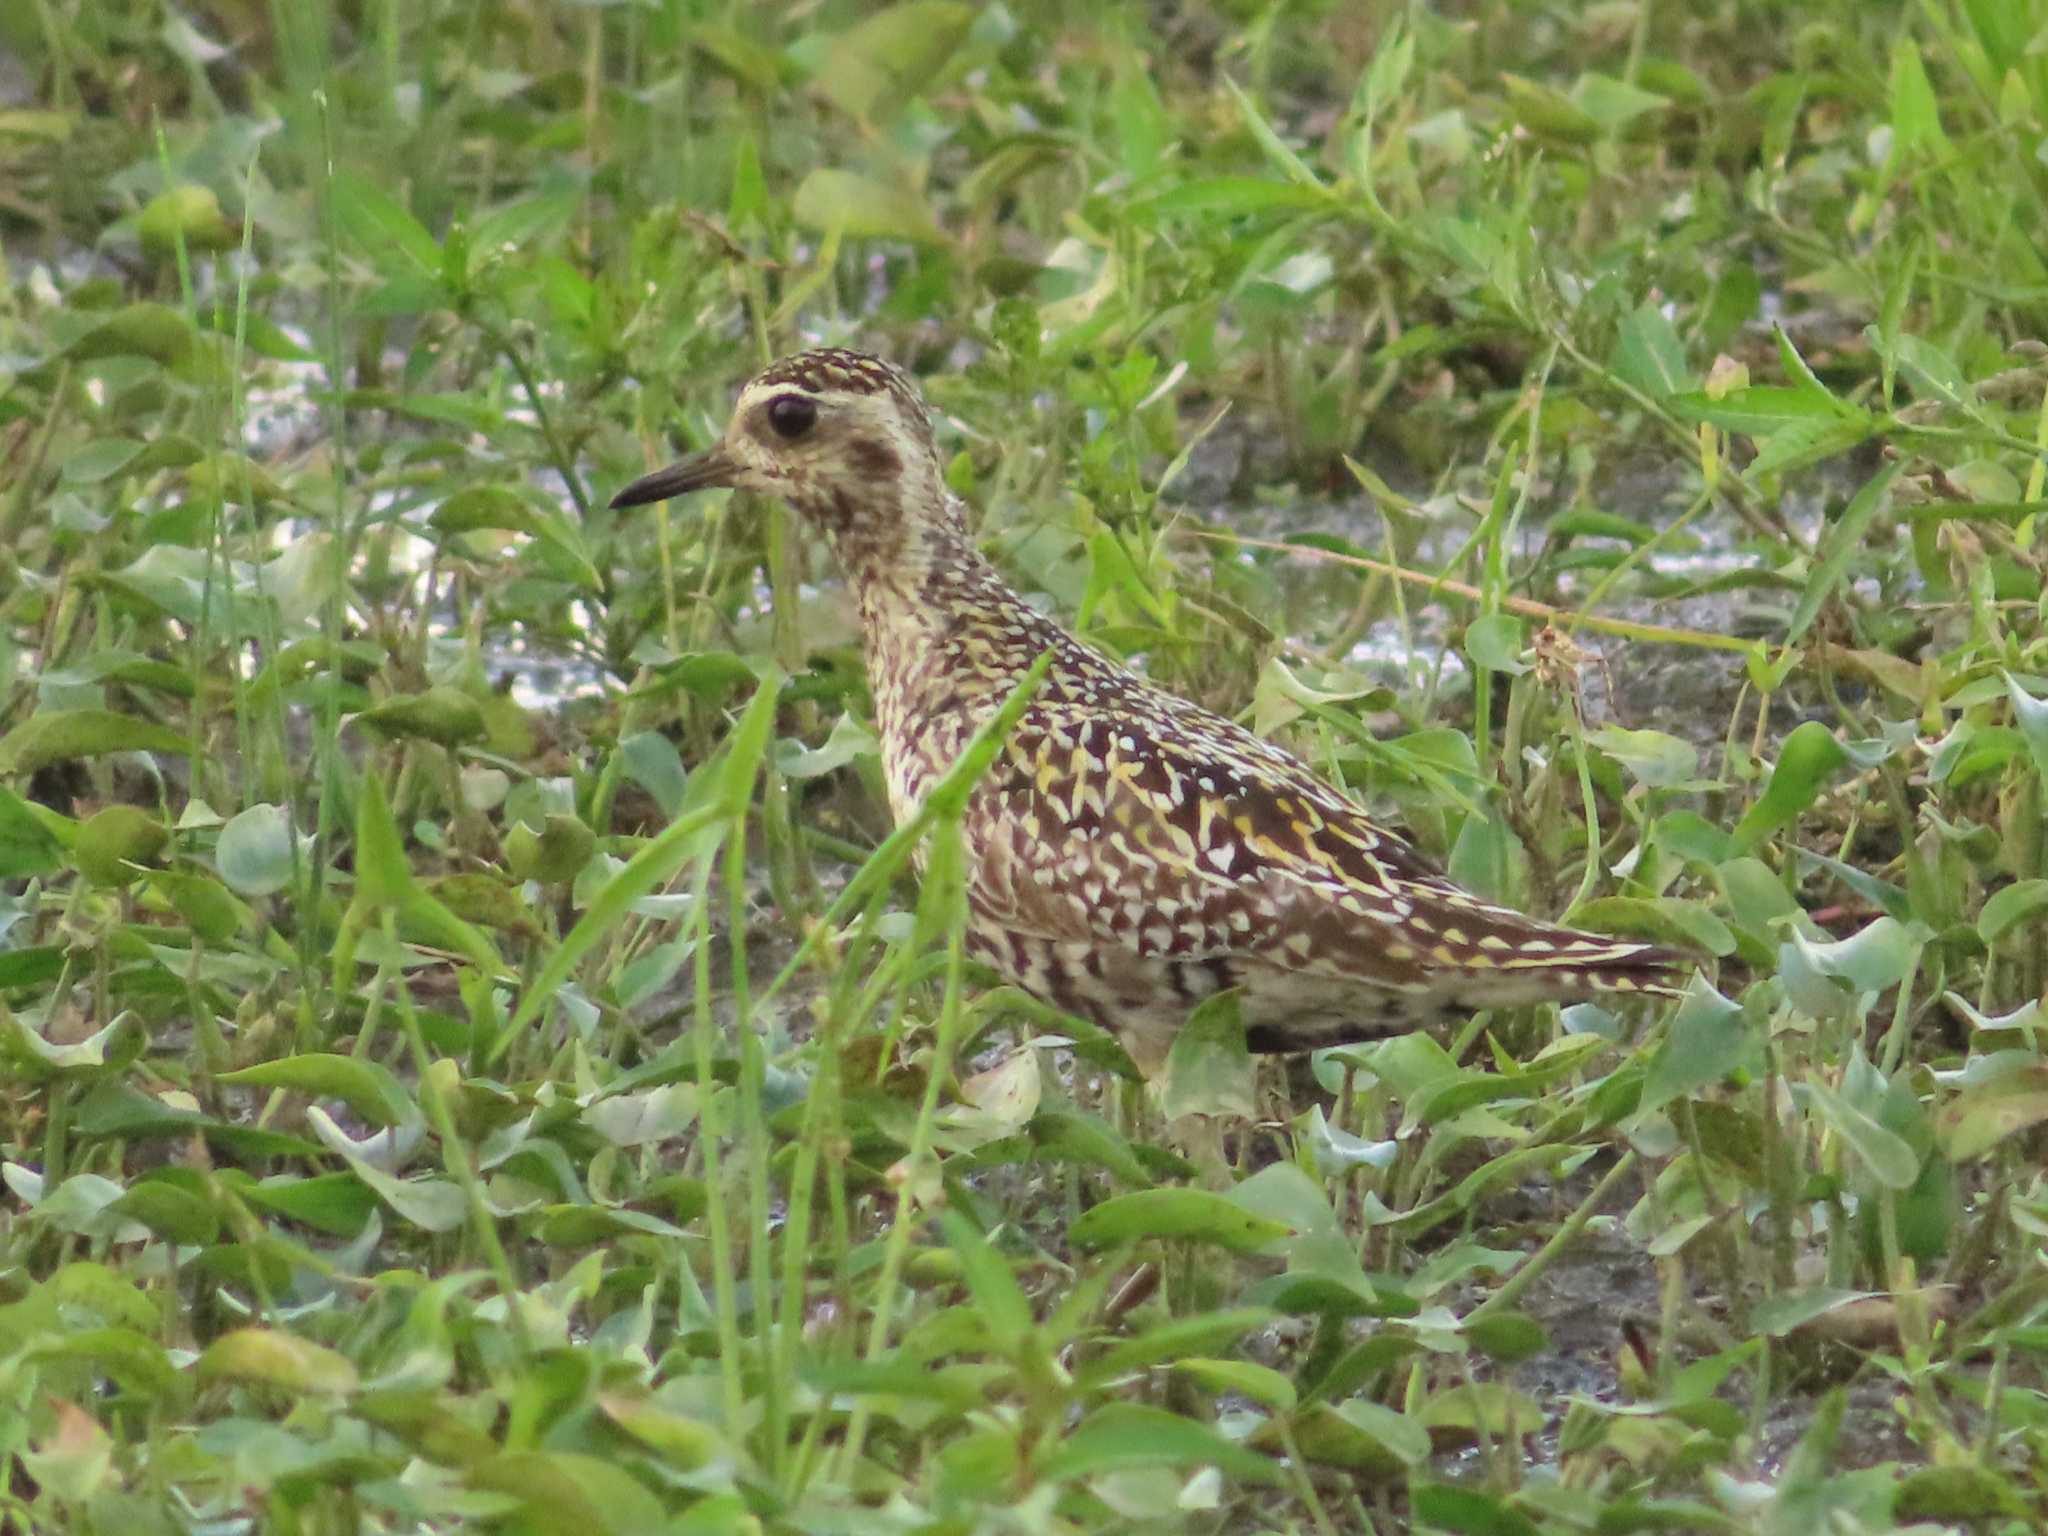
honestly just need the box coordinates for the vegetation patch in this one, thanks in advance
[2,1,2047,1531]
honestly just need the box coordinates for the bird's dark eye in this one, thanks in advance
[766,394,818,440]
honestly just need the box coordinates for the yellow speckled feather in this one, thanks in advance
[612,349,1689,1075]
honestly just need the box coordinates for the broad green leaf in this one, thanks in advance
[1463,614,1529,675]
[1411,1484,1540,1536]
[198,1328,359,1395]
[40,648,193,700]
[1732,721,1850,849]
[1774,324,1838,400]
[0,786,67,880]
[1896,1465,2024,1523]
[536,1206,687,1245]
[1251,657,1391,736]
[428,485,538,536]
[1981,880,2048,945]
[1573,72,1671,130]
[1070,1188,1291,1254]
[1666,385,1846,435]
[581,1084,699,1147]
[1888,35,1948,156]
[687,25,784,92]
[1565,895,1732,956]
[237,1173,379,1236]
[138,183,234,257]
[1417,1382,1545,1442]
[792,169,946,245]
[774,712,877,780]
[324,1140,467,1232]
[1465,1311,1549,1363]
[355,687,487,747]
[1368,1032,1461,1098]
[0,1011,144,1075]
[633,651,759,704]
[148,868,253,943]
[1299,1105,1397,1177]
[1890,334,1969,408]
[72,805,167,885]
[1937,1065,2048,1160]
[1075,1308,1276,1389]
[0,710,192,773]
[2005,673,2048,782]
[1635,981,1749,1119]
[1552,508,1657,546]
[1161,988,1254,1119]
[1744,412,1878,481]
[1231,1161,1348,1242]
[1253,1277,1417,1335]
[1112,58,1171,179]
[1037,1403,1280,1485]
[801,1352,989,1409]
[28,1327,181,1405]
[218,1053,418,1129]
[109,1171,222,1246]
[1175,1357,1296,1411]
[619,731,689,818]
[1748,1287,1879,1338]
[468,1450,668,1533]
[1500,73,1602,142]
[61,437,146,483]
[1441,806,1523,913]
[71,1082,318,1160]
[331,171,442,282]
[430,488,601,590]
[335,773,508,986]
[1286,1397,1430,1472]
[1800,1077,1919,1189]
[598,1396,729,1472]
[502,816,595,886]
[88,545,280,634]
[215,802,295,896]
[1588,726,1699,788]
[1785,915,1922,995]
[1611,302,1693,400]
[399,882,512,979]
[1025,1109,1152,1187]
[815,2,972,122]
[68,302,195,365]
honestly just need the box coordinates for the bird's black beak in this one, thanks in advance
[610,448,736,509]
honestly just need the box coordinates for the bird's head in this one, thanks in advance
[611,348,955,577]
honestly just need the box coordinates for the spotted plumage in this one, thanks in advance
[613,350,1689,1074]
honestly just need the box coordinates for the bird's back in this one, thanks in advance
[862,530,1685,1071]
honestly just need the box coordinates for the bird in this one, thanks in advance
[612,349,1688,1078]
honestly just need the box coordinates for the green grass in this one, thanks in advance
[3,0,2048,1530]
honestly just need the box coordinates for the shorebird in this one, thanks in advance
[613,350,1685,1076]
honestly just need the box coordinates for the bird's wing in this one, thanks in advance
[962,697,1675,997]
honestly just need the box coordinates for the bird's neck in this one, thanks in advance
[843,510,1051,674]
[841,504,1074,812]
[825,492,969,603]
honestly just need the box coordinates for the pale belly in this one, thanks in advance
[962,924,1446,1078]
